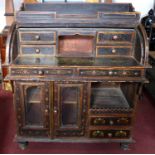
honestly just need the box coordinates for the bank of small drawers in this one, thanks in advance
[90,130,130,138]
[18,29,56,56]
[90,117,131,126]
[96,29,135,57]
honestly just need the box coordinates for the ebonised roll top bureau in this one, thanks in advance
[3,2,149,149]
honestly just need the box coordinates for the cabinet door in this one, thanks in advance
[14,81,51,137]
[54,82,88,137]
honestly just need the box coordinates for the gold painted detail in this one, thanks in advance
[3,81,13,92]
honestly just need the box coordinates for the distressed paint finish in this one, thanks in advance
[4,3,149,150]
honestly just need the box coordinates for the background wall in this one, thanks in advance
[0,0,154,32]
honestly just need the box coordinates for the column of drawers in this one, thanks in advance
[18,28,56,56]
[96,29,135,57]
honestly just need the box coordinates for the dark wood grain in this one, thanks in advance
[4,2,149,149]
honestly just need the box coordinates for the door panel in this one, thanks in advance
[54,82,88,137]
[60,86,81,128]
[14,81,51,137]
[24,86,44,127]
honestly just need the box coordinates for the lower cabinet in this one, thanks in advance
[14,81,139,146]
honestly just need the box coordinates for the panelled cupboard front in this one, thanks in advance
[4,3,149,150]
[14,81,137,139]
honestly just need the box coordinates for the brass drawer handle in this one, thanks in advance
[93,118,105,125]
[115,130,127,137]
[35,35,40,40]
[117,118,129,124]
[92,130,104,137]
[35,48,40,54]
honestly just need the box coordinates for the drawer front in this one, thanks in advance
[79,69,141,77]
[11,68,73,76]
[97,30,135,44]
[96,46,132,56]
[90,117,131,126]
[90,130,130,138]
[20,45,56,55]
[19,30,56,44]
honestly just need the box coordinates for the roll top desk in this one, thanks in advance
[3,2,149,149]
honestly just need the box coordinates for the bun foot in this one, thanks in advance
[18,142,29,150]
[120,142,130,150]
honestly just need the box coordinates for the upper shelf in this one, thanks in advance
[16,3,140,28]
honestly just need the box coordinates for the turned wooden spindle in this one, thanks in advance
[5,0,14,27]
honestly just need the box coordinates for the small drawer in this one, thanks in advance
[44,69,73,76]
[90,130,130,138]
[20,45,56,55]
[96,46,132,57]
[11,68,73,76]
[90,117,131,126]
[79,69,141,77]
[19,29,56,44]
[97,30,135,44]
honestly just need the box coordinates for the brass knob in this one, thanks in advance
[92,71,96,75]
[38,70,44,75]
[54,109,58,114]
[109,71,113,75]
[134,72,139,76]
[112,35,118,40]
[108,133,113,138]
[35,48,40,54]
[45,109,48,113]
[93,119,98,125]
[122,71,127,75]
[109,120,114,125]
[35,35,40,40]
[112,49,116,54]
